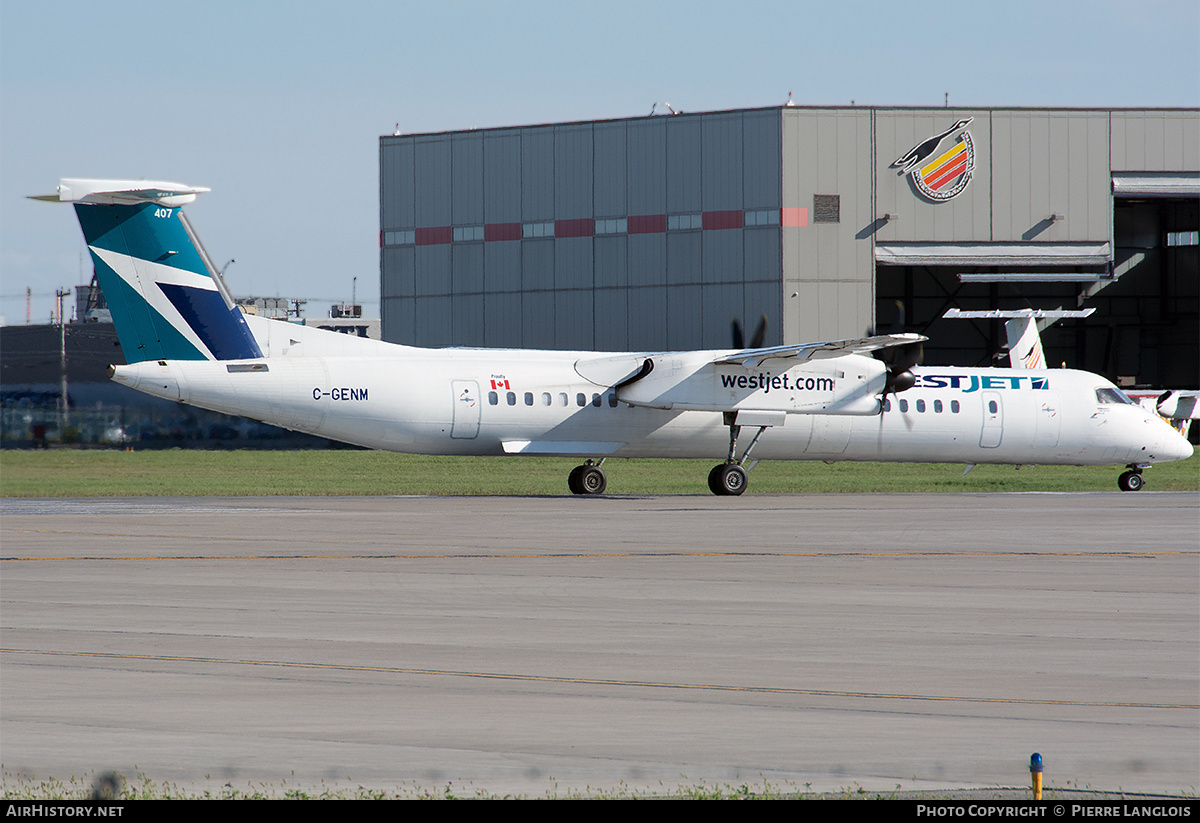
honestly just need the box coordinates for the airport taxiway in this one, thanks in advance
[2,492,1197,796]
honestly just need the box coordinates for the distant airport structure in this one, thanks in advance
[379,105,1198,388]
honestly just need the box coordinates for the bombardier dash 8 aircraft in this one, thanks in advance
[34,179,1192,494]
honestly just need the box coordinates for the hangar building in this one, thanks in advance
[379,106,1198,387]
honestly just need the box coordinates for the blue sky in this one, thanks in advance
[2,0,1197,325]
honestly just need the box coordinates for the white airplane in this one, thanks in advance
[33,179,1193,494]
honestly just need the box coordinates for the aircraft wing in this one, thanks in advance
[712,333,926,368]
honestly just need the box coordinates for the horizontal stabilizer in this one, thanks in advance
[713,333,926,369]
[30,178,210,208]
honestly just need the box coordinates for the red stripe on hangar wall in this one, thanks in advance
[555,218,594,238]
[415,226,453,245]
[484,222,522,241]
[702,210,744,230]
[781,207,808,227]
[627,214,667,234]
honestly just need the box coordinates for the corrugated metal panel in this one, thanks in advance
[451,134,483,226]
[666,117,701,213]
[414,295,452,346]
[594,123,627,217]
[1110,111,1200,171]
[382,247,415,297]
[627,285,668,351]
[743,280,781,346]
[414,137,452,226]
[627,119,667,216]
[666,284,703,350]
[451,294,485,346]
[554,125,593,218]
[743,110,781,209]
[628,234,666,287]
[381,296,415,345]
[594,235,627,289]
[452,243,484,294]
[701,283,743,348]
[556,289,594,350]
[483,131,521,223]
[380,141,415,228]
[702,231,743,285]
[414,245,452,296]
[991,111,1110,242]
[522,129,555,221]
[744,227,782,283]
[702,113,743,210]
[554,237,593,290]
[667,232,701,285]
[521,240,554,291]
[484,242,521,293]
[521,291,554,348]
[486,292,522,348]
[594,288,628,351]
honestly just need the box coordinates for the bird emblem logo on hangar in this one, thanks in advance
[891,117,976,202]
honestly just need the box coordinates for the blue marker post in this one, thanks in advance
[1030,752,1043,800]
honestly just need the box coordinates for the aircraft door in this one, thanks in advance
[451,380,481,439]
[980,391,1003,448]
[1033,392,1060,448]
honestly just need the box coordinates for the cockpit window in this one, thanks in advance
[1095,387,1134,405]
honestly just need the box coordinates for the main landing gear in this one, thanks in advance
[567,459,607,495]
[708,412,770,496]
[1117,465,1145,492]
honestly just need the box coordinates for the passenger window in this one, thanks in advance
[524,392,534,406]
[488,391,498,405]
[576,393,586,407]
[882,398,891,412]
[899,399,908,413]
[988,400,998,413]
[608,392,618,408]
[542,392,552,406]
[559,392,568,406]
[951,400,960,413]
[916,399,926,413]
[506,391,516,406]
[934,399,943,413]
[592,393,602,407]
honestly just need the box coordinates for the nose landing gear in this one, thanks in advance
[1117,466,1144,492]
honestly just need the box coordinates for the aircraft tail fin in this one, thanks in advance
[1004,315,1045,370]
[32,179,262,363]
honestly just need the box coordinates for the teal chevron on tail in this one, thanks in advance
[31,179,262,363]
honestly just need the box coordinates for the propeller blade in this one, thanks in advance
[731,317,744,349]
[749,313,768,349]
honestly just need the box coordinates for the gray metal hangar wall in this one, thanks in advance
[380,106,1198,386]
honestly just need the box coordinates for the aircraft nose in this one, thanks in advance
[1170,433,1194,462]
[1152,420,1194,463]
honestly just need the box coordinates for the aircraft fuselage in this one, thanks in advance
[111,348,1190,469]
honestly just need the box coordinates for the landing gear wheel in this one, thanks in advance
[709,463,748,496]
[568,464,606,495]
[1118,470,1144,492]
[707,464,725,495]
[567,466,585,495]
[579,465,607,495]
